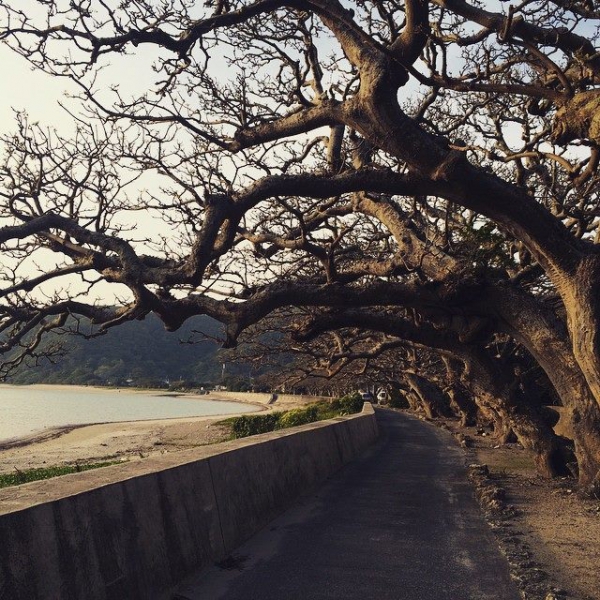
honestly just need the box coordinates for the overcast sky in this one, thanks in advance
[0,43,76,129]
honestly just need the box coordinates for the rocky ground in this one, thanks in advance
[441,419,600,600]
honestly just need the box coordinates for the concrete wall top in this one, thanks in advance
[0,404,375,517]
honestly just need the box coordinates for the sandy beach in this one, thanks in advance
[0,385,274,474]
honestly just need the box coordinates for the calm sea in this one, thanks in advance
[0,385,257,443]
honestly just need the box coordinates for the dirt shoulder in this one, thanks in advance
[441,419,600,600]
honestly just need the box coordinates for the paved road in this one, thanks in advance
[175,409,520,600]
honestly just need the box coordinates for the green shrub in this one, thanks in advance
[229,413,281,438]
[226,393,365,439]
[277,405,319,429]
[329,392,364,415]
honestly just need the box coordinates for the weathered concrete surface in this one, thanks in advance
[176,409,521,600]
[0,405,378,600]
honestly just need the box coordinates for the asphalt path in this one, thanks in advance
[175,409,520,600]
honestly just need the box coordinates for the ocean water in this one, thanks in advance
[0,385,257,442]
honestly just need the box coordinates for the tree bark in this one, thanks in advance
[445,383,478,427]
[481,404,516,444]
[404,390,425,414]
[457,348,572,479]
[562,256,600,414]
[405,372,454,419]
[486,284,600,486]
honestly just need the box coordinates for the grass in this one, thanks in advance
[220,393,365,440]
[476,447,537,476]
[0,461,122,489]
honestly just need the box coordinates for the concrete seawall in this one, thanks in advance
[0,404,378,600]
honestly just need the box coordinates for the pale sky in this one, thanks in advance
[0,37,169,130]
[0,44,72,128]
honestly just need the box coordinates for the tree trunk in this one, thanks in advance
[446,386,476,426]
[443,378,478,426]
[387,384,411,409]
[489,284,600,486]
[458,348,571,479]
[404,390,424,414]
[473,403,497,434]
[474,402,513,442]
[405,373,454,419]
[562,256,600,412]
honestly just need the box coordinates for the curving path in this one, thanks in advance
[174,409,520,600]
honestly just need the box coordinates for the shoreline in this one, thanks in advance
[0,384,276,473]
[3,382,266,404]
[0,425,82,452]
[0,383,270,448]
[0,409,263,452]
[0,414,236,474]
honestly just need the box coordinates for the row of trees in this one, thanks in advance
[1,1,600,487]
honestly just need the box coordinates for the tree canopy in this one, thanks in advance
[2,0,600,487]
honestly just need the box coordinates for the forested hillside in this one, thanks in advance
[8,316,228,387]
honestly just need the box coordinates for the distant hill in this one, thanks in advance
[7,315,236,388]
